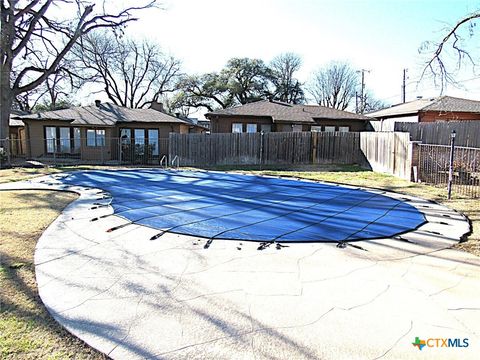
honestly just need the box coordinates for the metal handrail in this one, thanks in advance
[171,155,179,169]
[160,155,167,169]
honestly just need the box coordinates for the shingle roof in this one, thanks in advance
[368,96,480,118]
[206,100,371,123]
[9,110,28,127]
[17,103,189,126]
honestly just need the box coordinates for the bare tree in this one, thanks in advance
[73,31,181,108]
[363,91,388,113]
[308,62,358,110]
[270,52,304,104]
[420,11,479,92]
[0,0,155,150]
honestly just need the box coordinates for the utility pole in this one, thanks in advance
[401,68,408,103]
[356,69,370,114]
[355,91,359,113]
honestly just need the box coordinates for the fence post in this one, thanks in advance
[259,131,264,168]
[119,139,122,164]
[6,138,11,165]
[447,130,456,199]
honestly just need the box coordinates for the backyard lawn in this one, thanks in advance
[0,189,106,359]
[0,164,478,358]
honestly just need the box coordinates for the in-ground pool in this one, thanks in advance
[63,169,426,243]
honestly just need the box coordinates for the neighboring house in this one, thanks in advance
[368,96,480,131]
[205,100,371,133]
[14,101,205,161]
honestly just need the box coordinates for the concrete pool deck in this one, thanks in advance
[1,173,478,359]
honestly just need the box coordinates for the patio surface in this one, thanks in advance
[1,172,478,360]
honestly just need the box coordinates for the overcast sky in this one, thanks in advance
[82,0,480,109]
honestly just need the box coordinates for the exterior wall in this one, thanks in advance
[419,111,480,122]
[24,120,190,160]
[208,115,274,133]
[117,122,182,138]
[276,123,310,132]
[371,115,419,131]
[312,120,367,132]
[24,120,87,158]
[208,115,368,133]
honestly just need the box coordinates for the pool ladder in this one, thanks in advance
[160,155,168,169]
[171,155,179,169]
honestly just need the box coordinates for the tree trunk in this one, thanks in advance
[0,58,13,168]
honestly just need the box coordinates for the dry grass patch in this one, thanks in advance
[0,190,106,359]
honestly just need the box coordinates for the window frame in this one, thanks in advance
[86,128,106,147]
[44,126,81,154]
[246,123,257,133]
[232,123,243,133]
[119,127,161,156]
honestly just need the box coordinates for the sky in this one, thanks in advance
[83,0,480,111]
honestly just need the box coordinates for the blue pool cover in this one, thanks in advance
[63,169,426,243]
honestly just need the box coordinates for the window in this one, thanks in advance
[73,128,81,152]
[87,129,106,147]
[45,126,57,153]
[339,126,350,132]
[324,126,336,132]
[292,124,302,132]
[311,126,322,132]
[148,129,159,156]
[134,129,145,146]
[59,127,71,153]
[44,126,81,153]
[246,123,257,133]
[232,123,243,133]
[261,124,272,133]
[120,128,160,156]
[120,128,131,145]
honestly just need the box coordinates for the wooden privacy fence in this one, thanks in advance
[169,132,413,180]
[360,132,412,180]
[169,132,364,167]
[394,121,480,148]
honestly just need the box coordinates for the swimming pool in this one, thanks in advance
[63,169,426,243]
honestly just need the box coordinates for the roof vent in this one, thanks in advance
[416,96,423,100]
[95,99,101,107]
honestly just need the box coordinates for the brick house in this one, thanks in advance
[205,100,371,133]
[13,101,205,161]
[368,96,480,131]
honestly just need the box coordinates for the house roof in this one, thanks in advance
[205,100,371,123]
[16,103,190,127]
[9,110,29,127]
[368,96,480,118]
